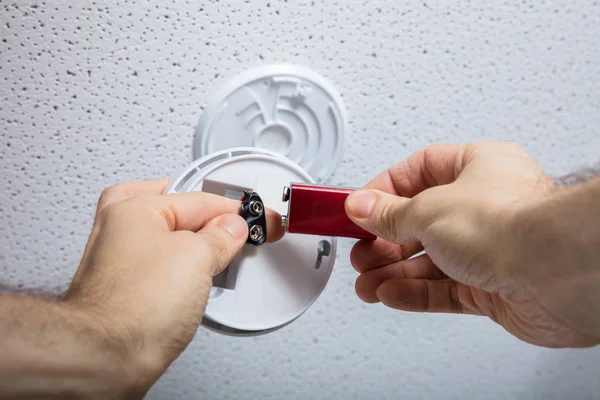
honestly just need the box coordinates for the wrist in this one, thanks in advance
[511,177,600,344]
[531,176,600,276]
[509,179,592,280]
[57,299,164,399]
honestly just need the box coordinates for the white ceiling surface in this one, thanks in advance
[1,1,600,399]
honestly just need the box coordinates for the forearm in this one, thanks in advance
[550,175,600,261]
[0,294,144,399]
[554,161,600,187]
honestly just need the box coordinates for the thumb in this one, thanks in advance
[196,213,248,275]
[346,189,419,244]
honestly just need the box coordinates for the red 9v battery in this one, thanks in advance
[281,183,377,240]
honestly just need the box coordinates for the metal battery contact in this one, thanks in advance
[240,191,267,246]
[281,185,291,229]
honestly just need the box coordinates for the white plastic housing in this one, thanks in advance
[193,64,347,183]
[166,148,337,335]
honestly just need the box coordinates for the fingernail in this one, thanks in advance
[219,214,248,239]
[346,190,377,218]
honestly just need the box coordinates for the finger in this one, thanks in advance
[364,144,471,197]
[97,179,171,212]
[194,214,248,275]
[121,191,284,242]
[355,254,446,303]
[265,212,285,243]
[346,188,442,244]
[350,238,423,273]
[375,278,483,316]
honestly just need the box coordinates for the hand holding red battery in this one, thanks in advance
[281,183,377,240]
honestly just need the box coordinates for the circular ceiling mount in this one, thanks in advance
[193,64,347,183]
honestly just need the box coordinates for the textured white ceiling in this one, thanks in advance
[1,1,600,399]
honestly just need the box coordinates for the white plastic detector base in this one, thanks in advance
[166,147,337,336]
[193,64,347,183]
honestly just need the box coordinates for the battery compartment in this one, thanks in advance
[166,150,336,332]
[201,179,251,201]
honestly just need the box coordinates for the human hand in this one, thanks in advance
[60,179,284,395]
[345,142,600,348]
